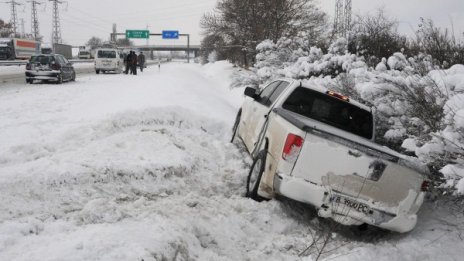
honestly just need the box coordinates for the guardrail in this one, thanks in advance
[0,59,95,66]
[0,60,26,66]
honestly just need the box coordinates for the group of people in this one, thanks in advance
[124,51,146,75]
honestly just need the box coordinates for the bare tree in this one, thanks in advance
[411,18,464,68]
[200,0,328,66]
[116,38,133,47]
[86,36,103,50]
[349,9,408,67]
[0,19,13,38]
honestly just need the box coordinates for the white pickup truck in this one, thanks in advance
[232,79,428,233]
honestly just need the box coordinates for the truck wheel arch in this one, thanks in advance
[256,137,277,199]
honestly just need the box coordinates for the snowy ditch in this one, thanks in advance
[0,62,463,260]
[0,106,320,260]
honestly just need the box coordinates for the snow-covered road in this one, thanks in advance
[0,62,462,261]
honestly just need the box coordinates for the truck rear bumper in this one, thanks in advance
[274,173,419,233]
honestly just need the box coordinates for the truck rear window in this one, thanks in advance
[282,87,373,139]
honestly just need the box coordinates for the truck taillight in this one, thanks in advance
[421,180,430,192]
[26,63,31,70]
[282,133,304,161]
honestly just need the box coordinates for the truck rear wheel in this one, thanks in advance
[96,70,100,74]
[246,150,266,201]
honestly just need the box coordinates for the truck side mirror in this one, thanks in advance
[244,87,258,99]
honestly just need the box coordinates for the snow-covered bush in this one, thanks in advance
[208,50,218,63]
[283,38,366,79]
[254,36,312,83]
[387,52,410,71]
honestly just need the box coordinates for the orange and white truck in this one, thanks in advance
[0,38,41,60]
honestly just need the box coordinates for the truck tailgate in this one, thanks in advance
[292,128,424,211]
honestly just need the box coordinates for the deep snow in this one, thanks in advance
[0,62,462,260]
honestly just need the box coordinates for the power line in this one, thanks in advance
[63,12,111,32]
[61,16,109,35]
[100,0,213,19]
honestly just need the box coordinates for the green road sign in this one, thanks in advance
[126,30,150,39]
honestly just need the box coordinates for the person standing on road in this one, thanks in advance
[130,51,138,75]
[124,52,130,74]
[138,52,146,73]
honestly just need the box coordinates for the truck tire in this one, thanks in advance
[230,109,241,143]
[71,72,76,81]
[96,70,100,74]
[246,150,266,201]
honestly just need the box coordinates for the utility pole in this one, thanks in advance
[49,0,64,44]
[20,18,25,38]
[2,0,23,37]
[333,0,352,38]
[146,24,149,46]
[111,23,117,43]
[28,0,43,41]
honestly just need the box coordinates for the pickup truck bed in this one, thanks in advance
[271,108,425,232]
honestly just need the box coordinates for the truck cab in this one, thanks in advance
[0,39,14,60]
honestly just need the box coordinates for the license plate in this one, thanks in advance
[330,195,372,215]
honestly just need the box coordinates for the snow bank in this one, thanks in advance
[1,61,463,260]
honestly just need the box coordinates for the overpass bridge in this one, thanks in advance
[121,44,201,56]
[112,32,201,62]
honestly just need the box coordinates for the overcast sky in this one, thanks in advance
[1,0,463,46]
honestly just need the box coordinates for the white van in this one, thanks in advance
[94,48,123,74]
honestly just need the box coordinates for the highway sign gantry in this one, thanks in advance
[126,30,150,39]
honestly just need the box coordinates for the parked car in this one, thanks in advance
[232,79,428,233]
[25,54,76,84]
[94,48,123,74]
